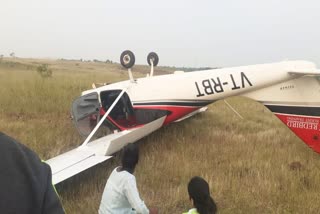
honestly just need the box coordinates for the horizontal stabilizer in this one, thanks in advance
[288,69,320,76]
[46,147,112,185]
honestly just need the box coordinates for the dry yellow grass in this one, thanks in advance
[0,58,319,214]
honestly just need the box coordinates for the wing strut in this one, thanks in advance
[80,87,128,147]
[224,100,243,119]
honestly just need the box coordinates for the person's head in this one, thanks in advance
[188,176,217,214]
[121,143,139,174]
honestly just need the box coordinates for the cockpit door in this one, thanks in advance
[100,90,137,129]
[71,92,100,136]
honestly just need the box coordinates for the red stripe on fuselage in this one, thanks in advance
[275,113,320,153]
[133,105,200,125]
[100,105,201,130]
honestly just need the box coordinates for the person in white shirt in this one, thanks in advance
[99,143,156,214]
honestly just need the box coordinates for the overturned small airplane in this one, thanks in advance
[47,50,320,185]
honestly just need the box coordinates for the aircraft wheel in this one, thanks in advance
[147,52,159,67]
[120,50,135,69]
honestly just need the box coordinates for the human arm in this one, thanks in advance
[124,176,149,214]
[41,162,65,214]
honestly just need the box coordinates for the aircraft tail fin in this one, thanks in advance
[243,76,320,153]
[264,104,320,153]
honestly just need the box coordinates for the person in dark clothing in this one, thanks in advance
[184,176,217,214]
[0,132,64,214]
[121,142,140,174]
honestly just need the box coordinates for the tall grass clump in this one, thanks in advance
[37,64,53,78]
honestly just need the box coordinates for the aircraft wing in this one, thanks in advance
[47,116,166,185]
[46,147,112,185]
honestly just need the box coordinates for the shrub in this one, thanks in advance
[37,64,53,78]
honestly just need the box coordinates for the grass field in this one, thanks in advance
[0,57,319,214]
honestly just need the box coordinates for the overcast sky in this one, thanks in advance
[1,0,319,67]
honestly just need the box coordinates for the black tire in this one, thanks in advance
[120,50,135,69]
[147,52,159,67]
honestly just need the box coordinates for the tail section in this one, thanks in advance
[265,104,320,152]
[243,76,320,153]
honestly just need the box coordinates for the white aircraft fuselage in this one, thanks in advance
[47,59,320,185]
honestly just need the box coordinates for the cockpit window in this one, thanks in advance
[100,90,136,128]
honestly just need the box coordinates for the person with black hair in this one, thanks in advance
[184,176,217,214]
[99,143,156,214]
[0,132,64,214]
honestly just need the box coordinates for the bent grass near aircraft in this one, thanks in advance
[47,51,320,185]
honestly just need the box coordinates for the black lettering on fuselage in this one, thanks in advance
[194,72,253,97]
[241,72,253,88]
[202,79,214,95]
[211,77,224,93]
[230,74,241,90]
[195,82,205,97]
